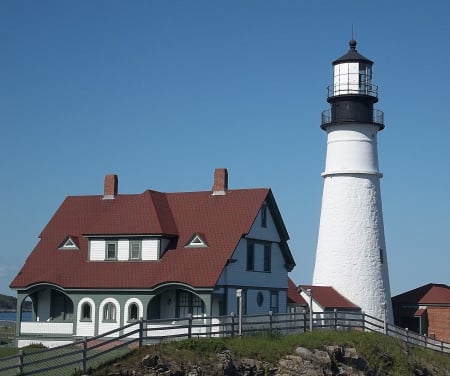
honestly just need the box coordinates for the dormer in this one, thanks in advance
[58,235,79,250]
[185,233,208,248]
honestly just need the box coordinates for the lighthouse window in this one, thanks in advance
[379,248,384,264]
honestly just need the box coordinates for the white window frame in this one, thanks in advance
[106,241,118,260]
[129,240,142,260]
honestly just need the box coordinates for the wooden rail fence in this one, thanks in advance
[0,310,449,375]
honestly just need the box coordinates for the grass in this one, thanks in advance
[89,331,450,376]
[2,331,450,375]
[0,342,131,376]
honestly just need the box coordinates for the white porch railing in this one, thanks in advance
[20,321,73,335]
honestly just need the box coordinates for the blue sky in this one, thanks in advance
[1,1,449,297]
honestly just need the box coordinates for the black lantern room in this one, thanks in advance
[321,39,384,130]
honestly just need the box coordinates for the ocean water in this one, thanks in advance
[0,311,32,322]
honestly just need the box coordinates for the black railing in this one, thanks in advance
[321,108,384,127]
[327,83,379,98]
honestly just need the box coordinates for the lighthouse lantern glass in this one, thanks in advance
[333,62,372,96]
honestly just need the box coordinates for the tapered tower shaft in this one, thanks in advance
[313,40,393,322]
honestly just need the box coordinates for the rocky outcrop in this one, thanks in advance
[104,346,390,375]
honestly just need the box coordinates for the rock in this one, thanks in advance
[141,354,159,368]
[295,347,313,359]
[217,350,238,375]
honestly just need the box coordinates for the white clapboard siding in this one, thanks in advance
[90,240,105,261]
[117,240,129,260]
[142,239,159,260]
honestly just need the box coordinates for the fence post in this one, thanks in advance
[18,349,24,375]
[334,309,337,331]
[405,328,409,344]
[362,312,365,332]
[139,317,144,348]
[82,337,87,374]
[303,311,306,333]
[441,340,444,354]
[187,314,193,338]
[268,311,273,332]
[230,313,235,337]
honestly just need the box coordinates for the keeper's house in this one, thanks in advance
[10,168,296,347]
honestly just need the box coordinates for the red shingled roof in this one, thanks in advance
[288,278,307,305]
[300,285,360,309]
[10,186,294,291]
[392,283,450,305]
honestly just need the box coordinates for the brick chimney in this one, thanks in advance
[212,168,228,195]
[103,174,118,199]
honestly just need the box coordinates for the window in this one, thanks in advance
[177,291,204,318]
[128,303,138,321]
[103,302,116,322]
[247,240,272,272]
[264,244,271,272]
[246,243,255,271]
[270,292,278,314]
[106,241,117,260]
[257,292,264,307]
[185,233,208,248]
[379,248,384,264]
[81,302,91,321]
[261,204,267,228]
[58,236,79,250]
[129,241,141,260]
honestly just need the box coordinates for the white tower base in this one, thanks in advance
[313,172,393,322]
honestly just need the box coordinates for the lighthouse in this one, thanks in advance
[312,39,393,322]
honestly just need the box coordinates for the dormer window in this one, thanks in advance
[185,233,207,248]
[129,241,141,260]
[58,236,79,250]
[106,241,117,260]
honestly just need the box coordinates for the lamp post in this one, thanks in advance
[306,289,313,332]
[236,289,242,336]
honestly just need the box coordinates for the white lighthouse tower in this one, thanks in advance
[312,39,393,322]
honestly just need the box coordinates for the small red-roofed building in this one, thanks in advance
[298,285,361,313]
[287,278,307,312]
[297,285,361,328]
[392,283,450,342]
[10,169,296,347]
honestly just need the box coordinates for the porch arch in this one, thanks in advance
[146,285,211,320]
[21,284,74,323]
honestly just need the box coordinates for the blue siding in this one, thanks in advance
[217,205,289,315]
